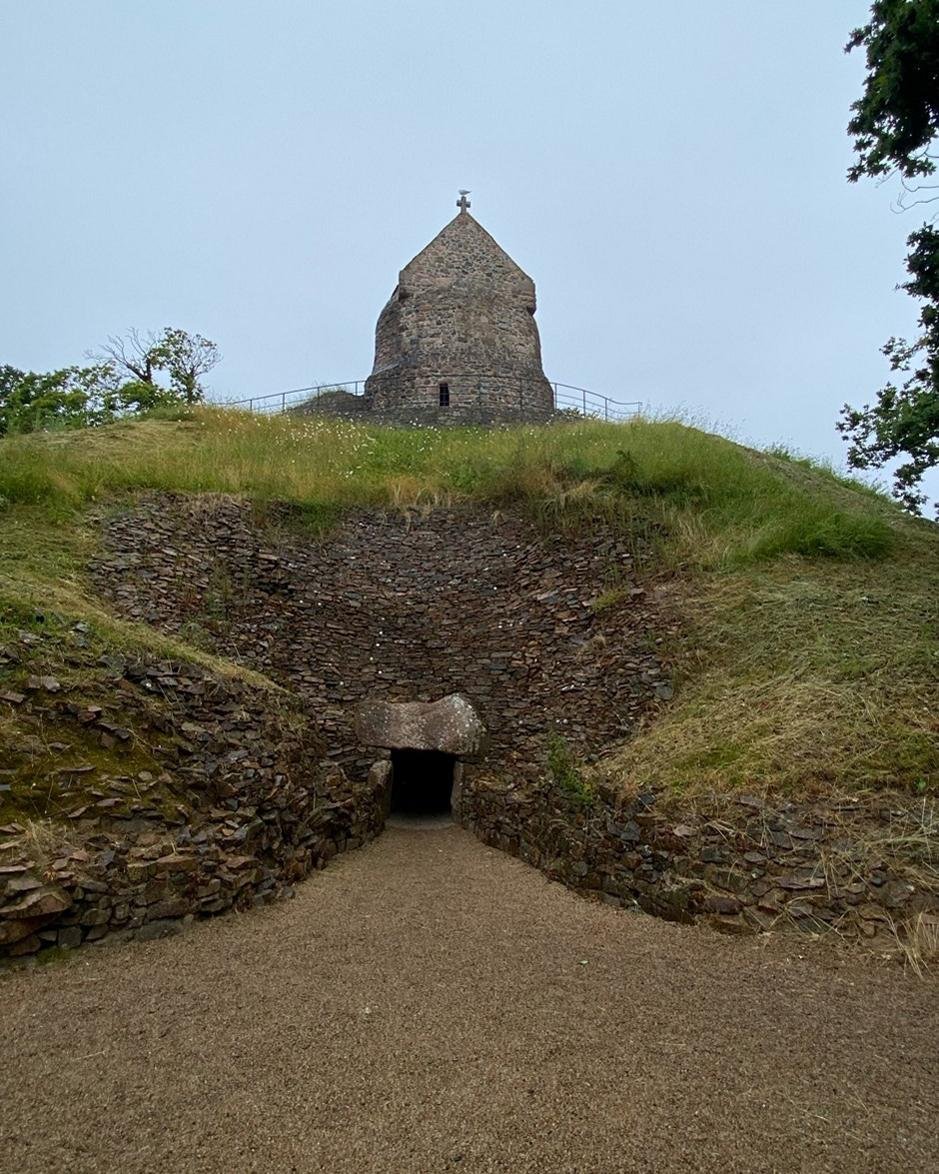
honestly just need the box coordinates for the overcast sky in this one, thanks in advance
[2,1,935,502]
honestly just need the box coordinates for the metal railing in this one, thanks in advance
[222,378,642,422]
[551,383,642,421]
[222,381,366,415]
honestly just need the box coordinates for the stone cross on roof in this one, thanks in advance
[457,189,471,212]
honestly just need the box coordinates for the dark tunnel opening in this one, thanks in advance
[389,749,455,816]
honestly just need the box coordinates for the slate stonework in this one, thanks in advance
[4,493,932,959]
[89,496,671,782]
[0,644,386,961]
[461,775,939,947]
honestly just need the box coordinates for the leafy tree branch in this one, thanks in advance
[839,0,939,515]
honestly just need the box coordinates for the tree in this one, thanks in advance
[0,363,120,436]
[158,327,220,404]
[0,365,25,406]
[92,327,220,405]
[93,328,161,386]
[2,326,221,438]
[839,1,939,515]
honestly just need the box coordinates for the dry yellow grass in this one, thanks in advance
[605,551,937,796]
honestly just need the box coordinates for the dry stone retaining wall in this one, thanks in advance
[0,640,385,961]
[89,496,671,782]
[461,776,938,945]
[5,494,931,958]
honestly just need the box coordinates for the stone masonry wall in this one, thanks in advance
[89,496,670,782]
[5,494,930,955]
[0,640,386,961]
[362,374,555,424]
[365,211,554,419]
[461,776,938,948]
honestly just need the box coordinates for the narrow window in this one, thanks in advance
[438,382,450,407]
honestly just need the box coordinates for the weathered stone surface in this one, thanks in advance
[2,885,71,919]
[88,497,669,783]
[8,933,42,955]
[155,854,199,874]
[0,916,47,947]
[356,694,486,756]
[135,919,182,942]
[367,760,393,817]
[361,205,554,424]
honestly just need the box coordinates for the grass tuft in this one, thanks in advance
[547,734,594,806]
[892,912,939,978]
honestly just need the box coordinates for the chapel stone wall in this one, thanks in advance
[364,209,555,421]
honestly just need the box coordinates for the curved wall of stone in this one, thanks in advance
[0,649,386,961]
[90,497,670,784]
[4,494,930,960]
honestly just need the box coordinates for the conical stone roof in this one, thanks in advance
[399,210,534,298]
[363,205,553,424]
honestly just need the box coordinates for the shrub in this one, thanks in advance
[547,735,593,806]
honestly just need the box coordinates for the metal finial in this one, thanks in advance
[457,189,471,212]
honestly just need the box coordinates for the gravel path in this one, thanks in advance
[2,825,937,1173]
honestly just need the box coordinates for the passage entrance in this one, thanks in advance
[389,749,455,816]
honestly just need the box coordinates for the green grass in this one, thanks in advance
[0,407,902,566]
[606,557,938,797]
[1,408,936,803]
[547,734,595,807]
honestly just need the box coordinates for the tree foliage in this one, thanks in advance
[1,328,221,437]
[92,327,221,405]
[158,327,221,404]
[839,1,939,515]
[846,0,939,182]
[0,364,119,437]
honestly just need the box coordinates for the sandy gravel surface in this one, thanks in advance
[1,824,937,1173]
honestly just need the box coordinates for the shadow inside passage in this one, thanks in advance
[387,749,456,827]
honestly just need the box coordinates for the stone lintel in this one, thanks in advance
[355,694,487,756]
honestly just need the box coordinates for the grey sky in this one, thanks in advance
[3,1,934,501]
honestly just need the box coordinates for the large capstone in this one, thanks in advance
[355,694,487,756]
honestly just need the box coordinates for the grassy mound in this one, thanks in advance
[1,408,936,802]
[0,408,897,564]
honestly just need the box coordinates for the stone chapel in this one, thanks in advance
[362,195,554,423]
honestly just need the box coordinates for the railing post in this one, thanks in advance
[605,396,609,421]
[583,388,587,415]
[282,392,286,413]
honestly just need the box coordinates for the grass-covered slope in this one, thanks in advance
[1,408,936,802]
